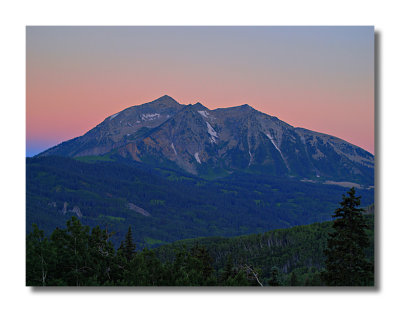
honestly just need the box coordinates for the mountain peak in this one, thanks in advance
[239,103,254,110]
[150,95,180,106]
[157,94,174,100]
[191,102,209,110]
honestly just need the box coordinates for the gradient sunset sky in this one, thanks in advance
[26,26,374,156]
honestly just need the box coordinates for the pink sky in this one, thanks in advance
[26,26,374,156]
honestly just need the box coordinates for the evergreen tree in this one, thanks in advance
[88,226,115,285]
[190,244,214,281]
[220,254,234,284]
[322,187,373,286]
[26,224,54,286]
[60,217,91,286]
[112,242,128,283]
[268,266,281,286]
[118,241,125,253]
[123,226,136,261]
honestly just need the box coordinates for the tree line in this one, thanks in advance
[27,216,257,286]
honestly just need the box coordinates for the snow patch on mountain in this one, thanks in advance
[141,113,160,121]
[198,110,209,118]
[110,113,119,120]
[266,133,282,154]
[194,152,201,164]
[171,143,178,156]
[248,150,253,167]
[267,133,289,170]
[206,122,218,143]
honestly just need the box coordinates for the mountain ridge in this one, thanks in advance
[38,95,374,185]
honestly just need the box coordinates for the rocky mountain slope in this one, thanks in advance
[40,95,183,157]
[39,95,374,185]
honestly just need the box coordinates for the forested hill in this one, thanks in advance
[155,215,374,285]
[27,156,374,247]
[26,215,374,286]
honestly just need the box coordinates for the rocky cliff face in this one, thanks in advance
[39,95,374,185]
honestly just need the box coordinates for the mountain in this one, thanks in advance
[39,95,374,185]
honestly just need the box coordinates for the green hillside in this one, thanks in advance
[26,156,374,248]
[155,215,374,285]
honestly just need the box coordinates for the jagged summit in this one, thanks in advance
[39,96,374,185]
